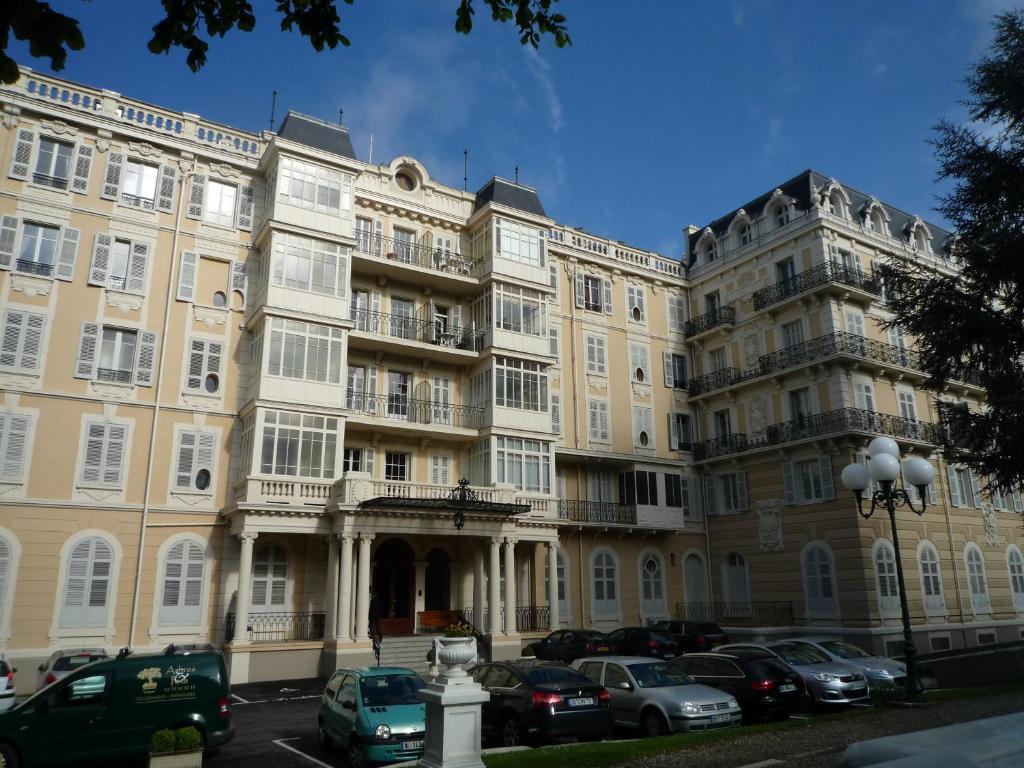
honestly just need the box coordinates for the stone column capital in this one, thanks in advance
[239,531,259,543]
[359,533,376,544]
[504,537,519,547]
[546,540,559,552]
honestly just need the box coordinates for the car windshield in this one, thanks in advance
[524,667,589,685]
[628,662,694,688]
[53,655,105,671]
[771,644,829,665]
[360,674,425,706]
[648,632,674,644]
[820,641,872,660]
[583,632,607,642]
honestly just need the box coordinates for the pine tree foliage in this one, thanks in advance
[881,10,1024,494]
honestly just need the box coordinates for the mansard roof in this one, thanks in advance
[473,177,547,218]
[277,111,357,160]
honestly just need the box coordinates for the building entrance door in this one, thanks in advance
[373,538,415,636]
[424,548,451,611]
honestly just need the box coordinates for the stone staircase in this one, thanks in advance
[377,635,441,676]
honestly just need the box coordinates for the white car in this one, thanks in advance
[36,648,108,690]
[0,658,16,711]
[783,638,907,688]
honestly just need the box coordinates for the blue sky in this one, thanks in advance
[7,0,1016,255]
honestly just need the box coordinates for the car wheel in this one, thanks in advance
[346,738,366,768]
[641,709,668,738]
[318,719,332,750]
[501,715,524,747]
[0,743,19,768]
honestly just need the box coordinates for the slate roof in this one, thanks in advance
[473,177,547,218]
[276,111,357,160]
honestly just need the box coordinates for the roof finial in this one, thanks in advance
[514,164,519,184]
[338,107,343,126]
[464,149,468,192]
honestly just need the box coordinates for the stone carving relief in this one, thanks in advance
[209,162,242,181]
[743,330,763,368]
[748,395,769,440]
[40,119,76,137]
[982,504,998,546]
[127,141,162,159]
[756,499,784,552]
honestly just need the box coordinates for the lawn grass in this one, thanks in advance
[480,683,1024,768]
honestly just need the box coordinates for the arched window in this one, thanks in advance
[591,549,619,617]
[873,540,900,617]
[913,227,930,252]
[683,552,709,616]
[802,542,838,618]
[60,536,115,628]
[918,541,945,615]
[703,240,718,263]
[159,538,207,626]
[738,223,752,246]
[1007,545,1024,612]
[964,543,990,613]
[639,551,666,620]
[252,544,288,611]
[723,552,750,616]
[826,191,846,218]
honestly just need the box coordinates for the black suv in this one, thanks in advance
[671,650,806,722]
[470,659,612,746]
[653,620,729,652]
[523,630,616,663]
[604,627,679,659]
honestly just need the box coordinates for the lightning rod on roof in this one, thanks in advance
[514,164,519,184]
[464,149,468,192]
[269,90,277,132]
[369,135,374,165]
[339,107,343,125]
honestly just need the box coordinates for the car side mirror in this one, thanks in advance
[341,700,356,711]
[617,681,633,691]
[37,664,46,672]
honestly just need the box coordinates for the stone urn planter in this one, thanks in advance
[435,636,477,677]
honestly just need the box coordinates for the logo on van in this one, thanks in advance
[137,667,163,694]
[165,665,196,686]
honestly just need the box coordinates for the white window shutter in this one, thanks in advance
[9,129,34,180]
[177,250,198,302]
[669,413,680,451]
[0,312,21,367]
[549,326,559,356]
[0,537,9,610]
[969,471,982,508]
[818,455,835,500]
[365,447,375,476]
[175,431,196,489]
[19,313,45,371]
[80,422,106,484]
[588,401,599,438]
[231,260,248,307]
[186,339,206,390]
[782,461,796,505]
[207,342,223,386]
[663,351,674,387]
[639,345,651,382]
[135,331,158,386]
[88,233,112,286]
[574,272,585,308]
[551,393,561,435]
[100,151,124,200]
[602,279,613,314]
[156,163,177,213]
[71,143,93,194]
[736,471,748,512]
[61,539,92,627]
[75,322,100,379]
[103,424,128,486]
[126,241,150,294]
[599,402,609,440]
[367,366,378,414]
[704,475,717,516]
[0,215,19,270]
[187,174,207,219]
[237,185,255,231]
[55,226,79,281]
[947,465,962,507]
[1,414,30,480]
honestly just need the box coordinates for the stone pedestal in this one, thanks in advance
[418,638,489,768]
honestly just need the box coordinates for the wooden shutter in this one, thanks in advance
[669,413,679,451]
[71,143,93,194]
[186,339,206,390]
[125,241,150,294]
[0,215,19,270]
[549,326,559,356]
[9,130,34,180]
[186,174,207,219]
[237,185,255,230]
[88,233,112,286]
[0,313,20,367]
[599,402,609,440]
[135,331,157,386]
[0,413,30,480]
[364,447,375,476]
[61,539,92,627]
[0,537,9,615]
[231,260,248,306]
[588,400,599,439]
[367,366,378,414]
[574,272,585,308]
[175,431,196,489]
[103,424,128,485]
[60,536,113,629]
[19,312,45,371]
[602,279,613,314]
[947,465,962,507]
[663,351,674,387]
[551,393,561,435]
[818,456,835,500]
[968,471,982,508]
[177,250,198,301]
[54,226,79,281]
[704,475,717,516]
[156,163,177,213]
[782,461,796,505]
[160,540,205,626]
[100,151,124,200]
[74,322,100,379]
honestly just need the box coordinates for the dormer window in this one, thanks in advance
[913,228,929,252]
[703,241,718,263]
[739,223,752,245]
[774,204,790,228]
[395,170,417,191]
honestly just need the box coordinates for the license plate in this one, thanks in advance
[779,684,797,693]
[402,740,424,751]
[710,713,732,723]
[568,697,594,707]
[848,684,866,692]
[596,645,609,652]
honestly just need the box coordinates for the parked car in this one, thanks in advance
[572,656,741,736]
[717,642,869,706]
[782,639,907,688]
[522,629,617,662]
[470,659,612,746]
[670,650,806,722]
[0,659,15,713]
[35,648,109,689]
[603,627,679,660]
[318,666,426,768]
[652,621,729,652]
[0,648,233,767]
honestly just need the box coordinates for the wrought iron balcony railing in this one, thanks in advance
[121,192,156,210]
[15,259,53,277]
[684,306,736,337]
[557,499,638,526]
[514,606,551,632]
[225,610,325,642]
[752,261,879,311]
[678,601,794,627]
[96,367,133,384]
[350,308,486,352]
[345,391,486,429]
[693,407,941,460]
[32,173,69,190]
[355,232,484,278]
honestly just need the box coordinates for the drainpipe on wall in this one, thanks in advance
[127,164,197,648]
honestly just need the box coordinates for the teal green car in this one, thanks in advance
[318,667,426,767]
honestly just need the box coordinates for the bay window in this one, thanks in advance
[495,217,543,267]
[259,410,338,478]
[496,437,550,493]
[495,357,548,412]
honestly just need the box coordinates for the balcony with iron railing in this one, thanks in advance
[355,233,485,280]
[95,367,133,384]
[752,261,879,311]
[31,172,69,190]
[345,391,486,431]
[693,407,941,461]
[678,601,794,627]
[121,192,156,210]
[558,499,638,526]
[15,259,53,277]
[349,308,486,356]
[225,611,325,642]
[684,306,735,338]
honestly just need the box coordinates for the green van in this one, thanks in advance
[0,648,233,767]
[318,666,426,768]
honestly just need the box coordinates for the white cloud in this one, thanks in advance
[524,47,564,133]
[731,2,746,28]
[762,117,782,162]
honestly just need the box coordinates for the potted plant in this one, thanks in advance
[149,726,204,768]
[435,624,478,677]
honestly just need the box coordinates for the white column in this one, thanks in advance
[503,537,517,635]
[233,531,258,644]
[338,533,354,641]
[354,533,374,642]
[324,535,340,642]
[547,542,560,630]
[488,537,501,635]
[473,545,485,628]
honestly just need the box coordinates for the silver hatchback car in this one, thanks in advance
[572,656,742,736]
[717,642,869,706]
[783,639,906,689]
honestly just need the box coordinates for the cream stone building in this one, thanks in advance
[0,70,1020,690]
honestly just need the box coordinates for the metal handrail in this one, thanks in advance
[752,261,879,310]
[515,606,551,632]
[557,499,638,525]
[225,610,326,641]
[355,232,484,278]
[15,259,53,277]
[96,367,132,384]
[350,307,485,351]
[684,305,736,337]
[345,391,485,429]
[32,173,69,190]
[121,192,155,210]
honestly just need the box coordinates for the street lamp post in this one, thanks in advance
[840,436,935,703]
